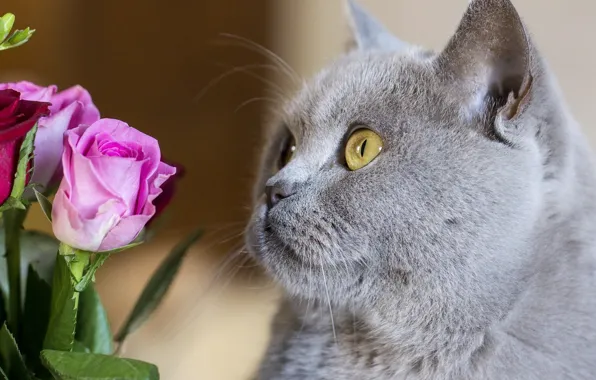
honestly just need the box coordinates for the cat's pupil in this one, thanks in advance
[360,139,368,157]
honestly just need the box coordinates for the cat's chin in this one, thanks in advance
[245,203,367,303]
[246,203,300,263]
[246,203,325,296]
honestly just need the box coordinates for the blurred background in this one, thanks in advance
[2,0,596,378]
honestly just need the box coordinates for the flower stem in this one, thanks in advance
[68,250,89,282]
[4,207,28,338]
[43,244,91,351]
[58,243,90,308]
[70,250,89,310]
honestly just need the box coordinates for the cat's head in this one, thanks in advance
[247,0,566,326]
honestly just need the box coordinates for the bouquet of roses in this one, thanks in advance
[0,13,201,380]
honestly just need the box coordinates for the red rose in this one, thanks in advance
[0,89,50,205]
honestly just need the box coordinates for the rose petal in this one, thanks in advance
[52,188,126,251]
[0,82,57,102]
[50,85,100,122]
[0,140,18,203]
[87,154,145,214]
[64,140,125,219]
[30,102,81,192]
[98,214,151,251]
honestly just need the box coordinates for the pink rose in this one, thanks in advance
[0,81,100,191]
[52,119,176,252]
[147,160,185,228]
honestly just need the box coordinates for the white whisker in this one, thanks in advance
[319,256,337,343]
[235,96,281,113]
[218,33,301,86]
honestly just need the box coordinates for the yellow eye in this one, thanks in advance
[279,135,296,169]
[345,128,383,171]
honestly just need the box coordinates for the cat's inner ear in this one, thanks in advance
[346,0,411,52]
[437,0,532,120]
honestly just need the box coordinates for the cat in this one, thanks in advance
[245,0,596,378]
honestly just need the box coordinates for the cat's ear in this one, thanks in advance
[437,0,532,120]
[345,0,411,52]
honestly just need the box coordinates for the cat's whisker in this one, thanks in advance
[299,255,315,337]
[234,96,281,114]
[217,33,301,86]
[209,244,250,287]
[319,256,337,343]
[197,222,246,244]
[193,62,285,104]
[241,277,276,291]
[213,62,287,98]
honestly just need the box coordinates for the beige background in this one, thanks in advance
[3,0,596,379]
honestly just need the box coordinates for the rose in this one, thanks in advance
[0,89,50,205]
[147,160,185,227]
[0,81,100,191]
[52,118,176,251]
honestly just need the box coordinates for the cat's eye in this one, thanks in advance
[278,135,296,169]
[345,128,383,171]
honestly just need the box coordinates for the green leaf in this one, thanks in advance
[0,291,5,327]
[71,341,90,353]
[0,230,58,308]
[0,197,25,212]
[0,323,32,379]
[0,28,35,51]
[72,242,143,293]
[33,188,52,222]
[0,125,36,209]
[0,13,15,43]
[73,254,111,293]
[0,365,7,380]
[10,125,37,201]
[41,350,159,380]
[6,27,31,44]
[115,229,202,343]
[76,285,113,355]
[22,265,51,371]
[43,255,76,352]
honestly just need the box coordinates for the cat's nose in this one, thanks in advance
[265,182,295,209]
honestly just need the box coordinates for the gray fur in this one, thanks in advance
[245,0,596,378]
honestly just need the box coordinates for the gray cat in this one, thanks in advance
[245,0,596,378]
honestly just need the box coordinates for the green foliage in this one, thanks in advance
[41,350,159,380]
[0,14,15,42]
[115,229,202,343]
[76,286,113,355]
[0,323,32,379]
[34,189,53,222]
[43,255,77,352]
[22,265,51,373]
[0,13,34,51]
[0,126,37,212]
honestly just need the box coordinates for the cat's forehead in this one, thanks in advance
[282,51,454,138]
